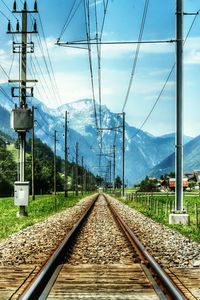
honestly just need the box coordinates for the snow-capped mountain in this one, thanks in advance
[0,82,185,184]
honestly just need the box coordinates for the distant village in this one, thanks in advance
[139,171,200,192]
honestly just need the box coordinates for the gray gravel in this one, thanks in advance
[67,195,135,264]
[1,193,200,269]
[106,195,200,268]
[0,195,97,266]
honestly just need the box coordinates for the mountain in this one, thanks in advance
[149,135,200,178]
[0,82,191,184]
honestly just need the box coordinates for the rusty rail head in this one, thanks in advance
[19,194,99,300]
[105,195,186,300]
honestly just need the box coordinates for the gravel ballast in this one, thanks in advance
[67,195,134,265]
[0,193,200,269]
[106,195,200,268]
[0,195,97,266]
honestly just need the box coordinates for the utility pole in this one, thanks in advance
[75,142,79,196]
[176,0,183,212]
[71,161,75,195]
[109,160,112,191]
[64,111,68,197]
[84,167,87,194]
[122,112,125,197]
[81,156,84,195]
[32,106,35,200]
[169,0,189,225]
[113,145,116,192]
[8,1,38,217]
[54,130,57,195]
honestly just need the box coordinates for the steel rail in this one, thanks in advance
[106,196,186,300]
[19,194,99,300]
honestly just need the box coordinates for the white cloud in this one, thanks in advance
[89,0,103,7]
[100,41,174,59]
[184,37,200,65]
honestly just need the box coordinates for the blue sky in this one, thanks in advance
[0,0,200,137]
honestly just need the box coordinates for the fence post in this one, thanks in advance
[195,203,198,229]
[166,200,169,216]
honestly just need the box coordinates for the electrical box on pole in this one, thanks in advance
[7,1,38,217]
[10,108,33,131]
[14,182,29,206]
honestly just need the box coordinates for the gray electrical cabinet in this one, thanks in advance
[14,181,29,206]
[10,108,33,131]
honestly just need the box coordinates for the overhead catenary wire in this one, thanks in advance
[130,8,200,140]
[58,0,82,42]
[122,0,149,113]
[84,0,98,130]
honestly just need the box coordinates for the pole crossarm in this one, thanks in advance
[56,39,176,47]
[98,126,122,131]
[9,79,38,83]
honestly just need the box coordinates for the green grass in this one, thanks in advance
[6,144,18,162]
[0,192,92,240]
[118,192,200,242]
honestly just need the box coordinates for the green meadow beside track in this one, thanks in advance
[0,191,200,243]
[118,191,200,242]
[0,192,90,240]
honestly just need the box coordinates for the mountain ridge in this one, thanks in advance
[0,82,195,184]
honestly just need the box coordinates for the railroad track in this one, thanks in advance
[6,194,198,299]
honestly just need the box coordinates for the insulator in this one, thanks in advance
[11,87,15,97]
[13,0,17,11]
[24,1,27,10]
[16,20,19,32]
[33,19,37,32]
[34,0,38,11]
[7,20,11,33]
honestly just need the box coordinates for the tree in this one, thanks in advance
[139,176,158,192]
[0,137,17,196]
[115,176,122,189]
[188,181,196,191]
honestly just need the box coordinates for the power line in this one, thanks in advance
[0,0,18,20]
[129,9,200,140]
[58,0,82,41]
[122,0,149,112]
[38,13,62,106]
[35,120,54,138]
[84,0,98,130]
[130,65,175,140]
[0,9,10,21]
[0,64,10,79]
[0,86,15,104]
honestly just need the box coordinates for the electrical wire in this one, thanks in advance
[38,13,63,106]
[0,86,15,104]
[84,0,98,130]
[122,0,149,112]
[58,0,83,41]
[129,8,200,140]
[35,120,54,138]
[0,0,18,20]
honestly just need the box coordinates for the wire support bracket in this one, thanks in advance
[56,39,176,46]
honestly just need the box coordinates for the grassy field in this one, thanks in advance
[0,192,91,240]
[118,192,200,242]
[6,144,18,162]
